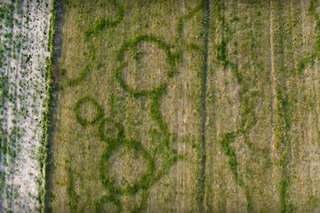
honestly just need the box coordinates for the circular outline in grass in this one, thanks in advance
[73,96,103,126]
[98,118,124,143]
[95,195,121,213]
[115,34,177,97]
[99,139,154,196]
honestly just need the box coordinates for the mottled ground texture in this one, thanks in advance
[47,0,320,212]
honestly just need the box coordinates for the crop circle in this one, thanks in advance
[95,195,121,213]
[99,139,154,195]
[115,35,176,96]
[73,96,102,126]
[98,118,124,143]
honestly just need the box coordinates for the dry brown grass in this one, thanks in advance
[47,0,320,212]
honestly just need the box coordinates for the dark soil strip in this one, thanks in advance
[44,0,63,212]
[199,0,210,212]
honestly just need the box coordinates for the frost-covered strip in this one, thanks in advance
[2,0,30,210]
[10,0,52,212]
[8,0,29,210]
[0,0,52,211]
[0,0,17,211]
[10,0,41,209]
[0,1,10,187]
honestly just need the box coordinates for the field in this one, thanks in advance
[0,0,53,212]
[44,0,320,212]
[0,0,320,212]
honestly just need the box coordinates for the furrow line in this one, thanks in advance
[199,0,210,212]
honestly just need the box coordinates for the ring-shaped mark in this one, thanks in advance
[115,35,177,97]
[73,96,103,126]
[99,139,155,195]
[98,118,124,143]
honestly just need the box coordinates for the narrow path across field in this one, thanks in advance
[268,0,279,207]
[198,0,210,212]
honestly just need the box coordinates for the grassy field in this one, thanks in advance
[47,0,320,212]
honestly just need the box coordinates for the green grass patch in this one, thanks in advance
[84,0,124,40]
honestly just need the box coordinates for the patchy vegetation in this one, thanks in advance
[41,0,320,212]
[0,0,53,212]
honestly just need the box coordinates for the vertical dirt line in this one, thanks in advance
[268,0,277,172]
[199,0,210,212]
[268,0,283,211]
